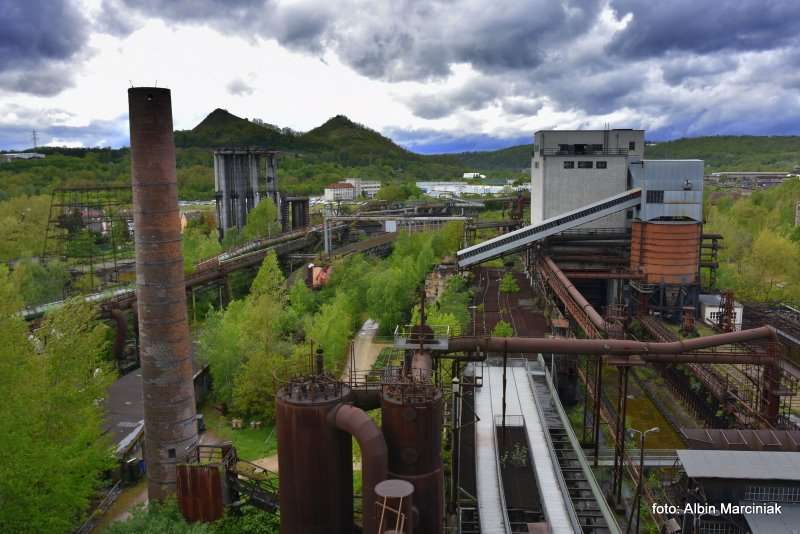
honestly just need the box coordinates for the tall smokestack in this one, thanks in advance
[128,87,198,501]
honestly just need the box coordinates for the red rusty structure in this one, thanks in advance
[381,370,444,534]
[128,87,198,501]
[276,363,388,534]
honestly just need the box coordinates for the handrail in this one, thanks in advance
[534,355,622,533]
[523,359,582,533]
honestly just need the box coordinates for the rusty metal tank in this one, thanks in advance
[381,376,444,534]
[276,375,353,534]
[128,87,198,501]
[630,221,701,285]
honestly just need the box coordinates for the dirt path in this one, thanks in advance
[341,319,390,382]
[253,320,387,474]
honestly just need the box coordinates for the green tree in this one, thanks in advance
[10,259,70,306]
[242,198,281,240]
[250,250,285,299]
[499,272,520,293]
[492,320,514,337]
[0,269,114,533]
[182,226,222,273]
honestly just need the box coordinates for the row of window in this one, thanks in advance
[554,141,637,152]
[563,161,608,169]
[745,485,800,503]
[646,190,664,203]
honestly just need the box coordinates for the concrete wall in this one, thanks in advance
[531,129,644,228]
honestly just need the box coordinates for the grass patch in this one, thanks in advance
[201,407,277,461]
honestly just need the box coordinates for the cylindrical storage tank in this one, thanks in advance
[375,479,414,534]
[277,378,353,534]
[630,221,701,285]
[128,87,198,501]
[381,386,444,534]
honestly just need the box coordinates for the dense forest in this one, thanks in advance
[705,179,800,304]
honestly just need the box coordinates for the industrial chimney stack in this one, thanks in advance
[128,87,198,501]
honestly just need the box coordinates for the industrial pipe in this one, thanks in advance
[544,256,607,331]
[329,403,388,534]
[109,308,127,362]
[128,87,198,501]
[447,325,778,364]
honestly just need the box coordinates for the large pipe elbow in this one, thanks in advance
[329,403,388,534]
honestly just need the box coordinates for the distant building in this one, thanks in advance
[415,181,527,198]
[708,171,796,190]
[463,172,486,179]
[343,178,381,198]
[324,182,355,201]
[699,293,744,331]
[1,152,45,162]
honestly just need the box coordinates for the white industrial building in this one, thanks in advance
[343,178,381,198]
[463,172,486,179]
[416,181,527,198]
[531,129,644,227]
[1,152,45,162]
[531,129,704,228]
[699,294,744,331]
[323,182,356,201]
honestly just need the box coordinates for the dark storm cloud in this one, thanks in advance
[106,0,602,80]
[405,80,505,120]
[384,126,530,155]
[659,55,738,86]
[608,0,800,58]
[0,0,89,95]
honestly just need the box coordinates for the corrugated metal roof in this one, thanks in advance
[744,504,800,534]
[677,450,800,480]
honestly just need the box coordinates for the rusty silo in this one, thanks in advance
[276,375,354,534]
[630,221,702,285]
[128,87,198,501]
[381,361,444,534]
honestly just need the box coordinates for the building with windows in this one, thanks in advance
[669,449,800,534]
[531,129,644,227]
[343,178,381,198]
[323,181,356,201]
[699,294,744,331]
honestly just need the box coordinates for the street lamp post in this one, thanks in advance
[625,426,659,534]
[469,305,477,336]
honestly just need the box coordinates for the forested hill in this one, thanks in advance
[449,136,800,173]
[644,136,800,172]
[4,107,800,202]
[174,108,298,149]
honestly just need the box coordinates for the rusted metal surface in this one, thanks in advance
[539,256,606,338]
[560,270,644,280]
[109,308,127,362]
[276,376,353,534]
[446,325,779,362]
[176,464,225,522]
[630,221,701,284]
[381,382,444,534]
[329,403,389,534]
[128,87,197,501]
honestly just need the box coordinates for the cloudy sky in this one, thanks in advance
[2,0,800,153]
